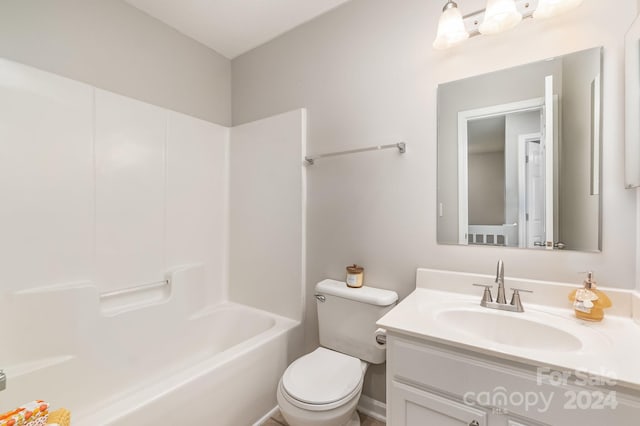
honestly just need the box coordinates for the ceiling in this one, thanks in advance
[124,0,351,59]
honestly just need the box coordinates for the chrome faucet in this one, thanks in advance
[473,260,533,313]
[495,259,507,304]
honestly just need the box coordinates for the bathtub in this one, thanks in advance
[75,303,298,425]
[0,266,300,426]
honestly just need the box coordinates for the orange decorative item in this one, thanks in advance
[568,272,612,322]
[0,401,49,426]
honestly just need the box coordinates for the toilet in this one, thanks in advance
[277,279,398,426]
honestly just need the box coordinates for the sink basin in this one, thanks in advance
[435,308,583,352]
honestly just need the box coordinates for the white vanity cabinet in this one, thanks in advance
[379,271,640,426]
[386,333,640,426]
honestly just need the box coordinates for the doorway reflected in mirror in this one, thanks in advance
[437,47,602,252]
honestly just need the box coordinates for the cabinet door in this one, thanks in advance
[390,381,488,426]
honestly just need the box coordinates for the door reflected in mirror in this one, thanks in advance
[437,47,602,252]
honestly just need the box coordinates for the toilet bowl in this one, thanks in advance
[277,348,368,426]
[277,279,398,426]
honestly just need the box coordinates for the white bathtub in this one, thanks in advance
[75,303,298,426]
[0,266,300,426]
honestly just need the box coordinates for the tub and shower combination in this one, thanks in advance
[0,58,306,426]
[0,265,300,425]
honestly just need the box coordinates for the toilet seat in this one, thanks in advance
[281,348,365,411]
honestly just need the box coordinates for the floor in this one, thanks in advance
[262,409,385,426]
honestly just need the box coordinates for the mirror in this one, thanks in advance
[625,16,640,188]
[437,47,602,252]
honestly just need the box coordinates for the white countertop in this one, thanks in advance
[377,269,640,392]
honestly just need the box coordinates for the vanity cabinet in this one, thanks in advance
[386,334,640,426]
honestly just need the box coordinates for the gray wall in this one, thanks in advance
[0,0,231,125]
[560,49,602,251]
[232,0,638,402]
[468,151,505,226]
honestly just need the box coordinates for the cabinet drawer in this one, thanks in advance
[390,337,532,397]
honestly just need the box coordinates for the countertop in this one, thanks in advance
[377,269,640,392]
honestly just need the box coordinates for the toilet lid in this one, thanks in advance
[282,348,363,405]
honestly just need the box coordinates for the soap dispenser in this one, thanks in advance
[568,272,612,322]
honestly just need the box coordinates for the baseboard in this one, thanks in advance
[253,406,279,426]
[357,394,386,423]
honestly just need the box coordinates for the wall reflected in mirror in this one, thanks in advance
[437,47,602,252]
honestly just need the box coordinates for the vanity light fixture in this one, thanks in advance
[433,1,469,50]
[479,0,522,35]
[533,0,584,19]
[433,0,585,49]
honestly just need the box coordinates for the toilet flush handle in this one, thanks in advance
[315,294,326,302]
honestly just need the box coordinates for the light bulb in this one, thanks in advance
[433,1,470,50]
[479,0,522,35]
[533,0,584,19]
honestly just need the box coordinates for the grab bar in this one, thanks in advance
[100,279,169,299]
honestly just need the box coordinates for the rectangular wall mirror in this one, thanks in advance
[437,47,602,252]
[626,16,640,188]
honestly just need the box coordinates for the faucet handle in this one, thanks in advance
[472,283,494,304]
[472,283,493,288]
[509,288,533,312]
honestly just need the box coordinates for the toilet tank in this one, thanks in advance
[315,279,398,364]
